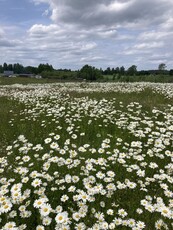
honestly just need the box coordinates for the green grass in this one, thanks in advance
[0,77,65,85]
[0,97,22,155]
[0,83,173,229]
[0,74,173,85]
[102,74,173,83]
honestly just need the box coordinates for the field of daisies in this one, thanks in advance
[0,82,173,230]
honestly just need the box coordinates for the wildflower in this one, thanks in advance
[1,201,12,213]
[145,204,155,213]
[136,221,146,229]
[98,148,105,154]
[94,212,104,221]
[100,201,105,207]
[20,210,32,218]
[55,205,63,213]
[107,209,114,215]
[72,176,80,183]
[109,223,115,229]
[70,150,77,158]
[40,203,52,216]
[114,218,122,226]
[36,225,45,230]
[107,171,115,177]
[3,222,18,230]
[72,212,81,222]
[118,208,128,218]
[55,212,69,224]
[127,181,137,189]
[18,224,27,230]
[78,146,86,152]
[22,156,30,162]
[61,195,69,202]
[137,169,145,177]
[42,216,52,226]
[22,177,29,183]
[136,208,143,214]
[160,207,171,218]
[60,149,66,155]
[19,205,26,212]
[101,221,109,229]
[54,134,60,140]
[74,222,86,230]
[68,186,76,192]
[33,198,47,208]
[65,174,72,183]
[155,219,164,229]
[80,192,88,202]
[11,183,22,193]
[71,134,77,139]
[106,183,116,191]
[30,171,39,178]
[128,219,136,227]
[9,210,17,218]
[96,171,105,179]
[44,138,52,144]
[31,178,42,187]
[50,142,59,149]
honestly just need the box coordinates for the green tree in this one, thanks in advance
[0,65,3,73]
[25,66,38,74]
[119,66,125,76]
[8,64,13,71]
[127,65,137,76]
[13,63,24,74]
[115,67,120,74]
[158,63,166,71]
[158,63,167,75]
[169,69,173,76]
[3,62,8,71]
[38,63,54,73]
[79,65,102,81]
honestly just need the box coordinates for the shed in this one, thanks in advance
[3,71,14,76]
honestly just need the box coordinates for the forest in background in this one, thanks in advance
[1,62,173,82]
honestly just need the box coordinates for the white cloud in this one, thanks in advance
[43,0,173,29]
[0,27,5,36]
[134,42,164,50]
[98,0,133,12]
[0,26,22,48]
[1,0,173,69]
[138,31,173,41]
[81,42,97,51]
[28,24,61,36]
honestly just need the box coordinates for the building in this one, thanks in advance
[3,71,14,76]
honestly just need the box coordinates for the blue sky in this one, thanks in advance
[0,0,50,27]
[1,0,173,70]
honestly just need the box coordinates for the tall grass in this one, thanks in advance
[0,83,173,229]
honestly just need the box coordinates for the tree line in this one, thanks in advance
[102,63,173,76]
[0,63,54,74]
[0,62,173,82]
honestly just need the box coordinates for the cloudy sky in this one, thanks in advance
[0,0,173,70]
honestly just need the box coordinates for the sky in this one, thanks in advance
[0,0,173,70]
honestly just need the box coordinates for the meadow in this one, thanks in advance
[0,82,173,230]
